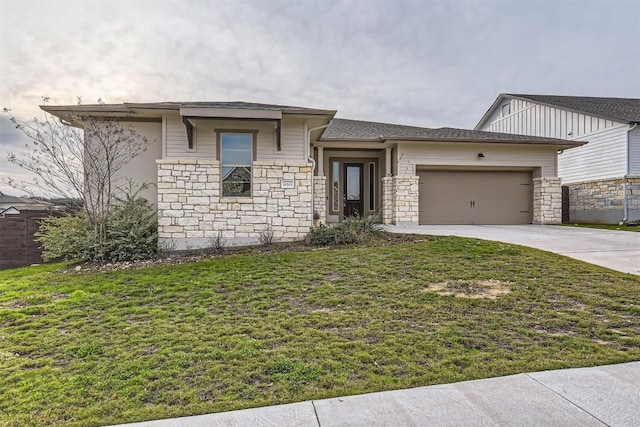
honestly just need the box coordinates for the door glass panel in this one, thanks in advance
[369,163,375,211]
[346,166,361,201]
[332,161,339,212]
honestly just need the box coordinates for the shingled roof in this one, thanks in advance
[322,118,584,146]
[505,94,640,124]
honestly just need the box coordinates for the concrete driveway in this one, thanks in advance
[385,225,640,275]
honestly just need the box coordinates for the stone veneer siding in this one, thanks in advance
[566,177,640,224]
[533,177,562,224]
[157,159,313,249]
[382,176,419,225]
[382,175,562,226]
[313,176,327,225]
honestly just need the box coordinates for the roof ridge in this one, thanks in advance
[335,117,436,130]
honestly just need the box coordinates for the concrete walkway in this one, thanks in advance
[385,225,640,275]
[111,361,640,426]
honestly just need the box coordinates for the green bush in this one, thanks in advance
[306,216,381,246]
[35,196,157,263]
[35,214,97,262]
[104,196,158,262]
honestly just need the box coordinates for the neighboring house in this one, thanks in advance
[42,102,583,249]
[0,192,54,211]
[476,94,640,223]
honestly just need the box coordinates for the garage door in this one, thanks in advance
[418,170,532,224]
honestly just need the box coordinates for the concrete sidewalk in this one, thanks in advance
[111,361,640,427]
[385,225,640,275]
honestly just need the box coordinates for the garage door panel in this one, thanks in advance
[418,171,532,224]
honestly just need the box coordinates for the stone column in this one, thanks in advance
[382,177,395,224]
[392,176,420,226]
[382,176,419,225]
[313,176,327,225]
[533,177,562,224]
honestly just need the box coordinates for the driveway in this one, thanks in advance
[385,225,640,275]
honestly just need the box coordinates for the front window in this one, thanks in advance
[221,133,252,197]
[332,160,340,213]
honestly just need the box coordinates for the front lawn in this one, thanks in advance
[1,236,639,426]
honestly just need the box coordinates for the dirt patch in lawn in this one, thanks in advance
[424,279,511,299]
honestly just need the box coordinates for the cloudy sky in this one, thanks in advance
[1,0,639,196]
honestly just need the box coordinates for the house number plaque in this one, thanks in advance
[281,180,295,189]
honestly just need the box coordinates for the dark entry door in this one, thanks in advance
[344,163,364,218]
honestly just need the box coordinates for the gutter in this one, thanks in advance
[306,121,333,226]
[623,122,638,223]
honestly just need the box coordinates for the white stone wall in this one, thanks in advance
[382,176,419,226]
[533,177,562,224]
[157,159,313,249]
[313,176,327,225]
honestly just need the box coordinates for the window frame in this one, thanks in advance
[216,129,258,198]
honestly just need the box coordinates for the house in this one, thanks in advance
[476,94,640,224]
[0,192,54,211]
[41,101,583,249]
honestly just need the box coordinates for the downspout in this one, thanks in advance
[306,121,333,226]
[622,122,638,223]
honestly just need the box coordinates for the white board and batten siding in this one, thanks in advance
[630,126,640,175]
[396,143,557,177]
[164,114,306,162]
[481,98,621,139]
[480,97,634,182]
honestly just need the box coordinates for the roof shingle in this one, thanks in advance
[322,118,583,146]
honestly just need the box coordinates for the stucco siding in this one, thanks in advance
[396,142,557,177]
[557,125,629,183]
[90,121,162,205]
[629,126,640,175]
[480,98,621,139]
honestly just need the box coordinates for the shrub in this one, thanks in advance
[35,214,97,262]
[208,230,227,251]
[258,226,275,246]
[306,216,381,246]
[36,193,158,263]
[103,196,158,262]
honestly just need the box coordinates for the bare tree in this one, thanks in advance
[3,104,151,244]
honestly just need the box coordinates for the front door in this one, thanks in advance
[344,163,364,218]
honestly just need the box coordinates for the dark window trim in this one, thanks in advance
[329,157,379,217]
[217,130,258,198]
[215,129,258,161]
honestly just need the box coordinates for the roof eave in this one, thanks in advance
[474,93,511,130]
[386,136,586,147]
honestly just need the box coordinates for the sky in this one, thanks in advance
[1,0,639,196]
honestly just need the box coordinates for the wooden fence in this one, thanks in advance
[0,210,60,270]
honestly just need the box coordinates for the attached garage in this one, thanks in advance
[418,170,533,224]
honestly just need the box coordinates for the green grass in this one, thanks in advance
[1,236,639,426]
[560,223,640,232]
